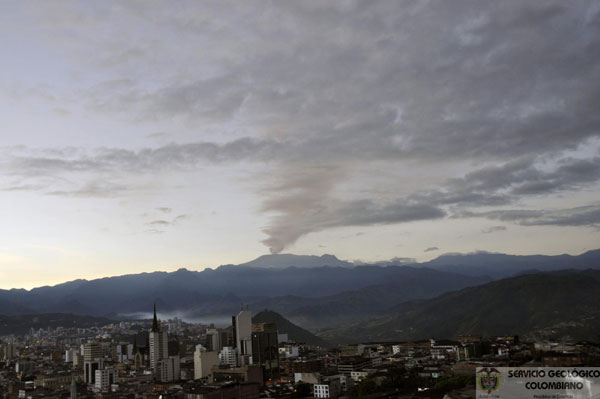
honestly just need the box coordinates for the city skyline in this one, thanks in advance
[1,1,599,289]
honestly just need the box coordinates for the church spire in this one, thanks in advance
[152,303,159,332]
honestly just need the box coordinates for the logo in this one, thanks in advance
[477,368,501,394]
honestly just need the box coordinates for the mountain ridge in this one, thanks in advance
[319,269,600,343]
[4,249,599,292]
[1,250,598,335]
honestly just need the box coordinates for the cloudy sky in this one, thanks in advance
[1,1,599,289]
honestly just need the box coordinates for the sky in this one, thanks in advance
[1,1,599,289]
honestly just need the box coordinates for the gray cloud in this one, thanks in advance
[146,214,189,228]
[424,247,439,252]
[2,1,600,254]
[46,181,131,198]
[355,256,417,266]
[413,155,600,209]
[144,229,165,235]
[464,205,600,227]
[14,1,600,163]
[2,144,598,252]
[482,226,507,234]
[148,220,170,226]
[173,214,189,223]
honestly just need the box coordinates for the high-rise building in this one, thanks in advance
[194,347,219,380]
[232,309,252,364]
[156,355,180,382]
[83,342,103,385]
[251,323,280,381]
[94,368,118,392]
[206,328,230,352]
[149,304,169,373]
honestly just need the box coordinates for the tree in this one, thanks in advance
[293,381,312,398]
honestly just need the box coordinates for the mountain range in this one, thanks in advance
[1,250,599,342]
[319,269,600,343]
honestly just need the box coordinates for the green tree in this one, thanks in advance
[356,377,378,397]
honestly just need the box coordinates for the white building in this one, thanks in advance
[350,370,370,382]
[314,377,342,399]
[94,368,118,392]
[279,344,299,358]
[194,347,219,380]
[219,346,238,367]
[233,309,253,362]
[149,305,169,371]
[65,349,75,363]
[429,339,458,360]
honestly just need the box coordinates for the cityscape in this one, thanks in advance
[2,301,599,398]
[2,0,600,398]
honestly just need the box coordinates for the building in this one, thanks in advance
[94,368,118,392]
[83,341,104,385]
[294,372,320,384]
[3,342,16,360]
[211,365,263,385]
[429,339,458,360]
[314,376,343,398]
[70,378,77,399]
[194,347,220,380]
[184,382,260,399]
[220,346,238,367]
[156,355,180,382]
[350,370,371,382]
[149,304,169,372]
[206,328,229,352]
[251,322,279,381]
[337,357,371,375]
[279,343,299,358]
[232,309,253,365]
[33,373,72,390]
[65,348,75,363]
[283,358,323,374]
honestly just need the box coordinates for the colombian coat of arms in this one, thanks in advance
[477,367,501,394]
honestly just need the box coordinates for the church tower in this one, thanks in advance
[149,304,168,371]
